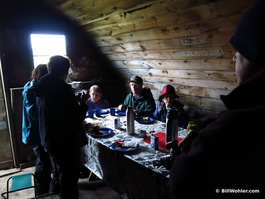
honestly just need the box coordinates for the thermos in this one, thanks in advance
[126,106,135,135]
[165,108,178,148]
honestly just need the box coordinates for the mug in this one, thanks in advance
[139,130,147,138]
[110,108,116,116]
[88,110,94,118]
[95,109,101,117]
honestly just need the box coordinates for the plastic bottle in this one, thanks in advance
[165,108,178,148]
[126,106,135,135]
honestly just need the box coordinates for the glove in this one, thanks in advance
[179,121,200,152]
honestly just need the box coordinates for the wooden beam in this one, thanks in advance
[111,59,234,71]
[105,46,234,60]
[94,14,242,44]
[128,68,236,82]
[142,75,237,90]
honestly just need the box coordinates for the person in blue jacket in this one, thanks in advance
[22,64,59,195]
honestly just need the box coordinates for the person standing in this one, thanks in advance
[34,56,89,199]
[22,64,59,195]
[169,1,265,198]
[118,75,156,117]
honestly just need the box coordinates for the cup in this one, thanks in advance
[110,108,116,116]
[139,130,147,138]
[95,109,101,117]
[151,134,158,150]
[88,110,94,118]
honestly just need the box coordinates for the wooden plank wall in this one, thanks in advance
[0,69,13,169]
[49,0,259,118]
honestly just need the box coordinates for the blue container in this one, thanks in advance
[110,108,116,116]
[95,109,101,117]
[87,110,94,118]
[150,134,158,150]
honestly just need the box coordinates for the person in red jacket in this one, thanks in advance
[169,1,265,198]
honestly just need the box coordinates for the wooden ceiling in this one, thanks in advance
[42,0,256,38]
[43,0,169,36]
[39,0,258,116]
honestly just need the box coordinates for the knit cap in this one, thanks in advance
[159,85,179,101]
[230,0,265,67]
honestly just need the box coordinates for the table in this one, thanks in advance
[82,113,187,199]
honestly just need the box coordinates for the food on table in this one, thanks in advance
[83,121,102,135]
[92,126,102,135]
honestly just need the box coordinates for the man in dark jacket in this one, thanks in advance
[118,75,156,117]
[169,1,265,198]
[34,56,88,199]
[22,64,59,195]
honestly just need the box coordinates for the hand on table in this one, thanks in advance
[118,104,126,110]
[133,109,141,116]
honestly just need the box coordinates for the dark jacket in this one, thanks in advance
[34,74,88,152]
[123,87,156,117]
[169,74,265,199]
[153,100,188,128]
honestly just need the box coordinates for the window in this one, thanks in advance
[30,34,67,67]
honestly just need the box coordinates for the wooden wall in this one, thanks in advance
[0,74,13,169]
[45,0,259,118]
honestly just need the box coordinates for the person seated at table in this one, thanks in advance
[86,85,110,109]
[118,75,156,117]
[153,84,188,128]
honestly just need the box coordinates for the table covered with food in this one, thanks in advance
[82,108,187,199]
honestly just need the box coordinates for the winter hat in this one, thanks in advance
[130,76,143,84]
[230,0,265,67]
[159,85,179,101]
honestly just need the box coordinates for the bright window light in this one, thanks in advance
[30,34,67,67]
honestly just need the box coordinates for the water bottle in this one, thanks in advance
[126,106,135,135]
[165,108,178,148]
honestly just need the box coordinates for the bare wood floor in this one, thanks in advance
[0,166,123,199]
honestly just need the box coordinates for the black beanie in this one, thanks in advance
[230,0,265,67]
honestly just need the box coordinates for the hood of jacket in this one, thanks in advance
[137,87,153,99]
[22,79,35,96]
